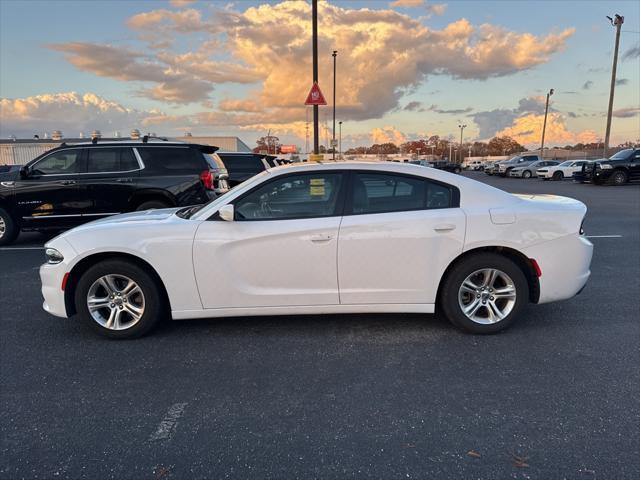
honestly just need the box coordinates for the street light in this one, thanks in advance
[540,88,554,159]
[332,50,337,161]
[458,124,467,163]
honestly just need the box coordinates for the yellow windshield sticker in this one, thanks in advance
[310,178,325,196]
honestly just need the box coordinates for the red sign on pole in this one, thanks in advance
[304,82,327,105]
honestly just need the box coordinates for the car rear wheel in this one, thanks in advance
[610,170,628,186]
[439,253,528,333]
[75,259,166,338]
[552,171,564,181]
[0,208,19,246]
[522,170,532,179]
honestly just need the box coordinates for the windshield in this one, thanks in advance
[558,161,573,167]
[609,149,632,161]
[505,156,521,163]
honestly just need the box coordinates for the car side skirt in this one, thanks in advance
[171,303,435,320]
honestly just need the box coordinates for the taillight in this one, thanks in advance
[200,170,214,190]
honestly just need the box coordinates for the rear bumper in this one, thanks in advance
[522,234,593,304]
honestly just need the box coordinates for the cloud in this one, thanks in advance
[612,107,640,118]
[426,2,447,15]
[170,0,196,7]
[622,44,640,61]
[390,0,424,7]
[426,104,473,114]
[0,92,165,138]
[470,95,549,138]
[582,80,593,90]
[403,101,424,111]
[371,126,407,144]
[390,0,447,15]
[615,78,628,86]
[495,112,598,146]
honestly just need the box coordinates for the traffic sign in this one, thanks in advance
[304,82,327,106]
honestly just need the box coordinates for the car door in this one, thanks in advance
[13,148,87,228]
[569,161,586,176]
[79,147,141,216]
[338,171,465,305]
[192,171,346,309]
[630,150,640,180]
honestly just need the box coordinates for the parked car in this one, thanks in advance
[497,154,541,177]
[0,139,228,246]
[537,160,592,181]
[589,148,640,185]
[509,160,560,178]
[429,161,462,174]
[217,152,273,187]
[464,160,485,171]
[40,162,592,338]
[484,160,507,175]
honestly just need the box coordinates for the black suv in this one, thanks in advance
[0,140,229,245]
[586,148,640,185]
[218,152,278,187]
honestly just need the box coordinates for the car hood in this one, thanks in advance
[88,207,182,226]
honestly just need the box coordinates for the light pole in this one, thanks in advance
[332,50,337,161]
[338,121,342,159]
[312,0,319,154]
[604,14,624,156]
[458,124,466,163]
[540,88,554,159]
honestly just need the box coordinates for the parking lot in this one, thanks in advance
[1,172,638,479]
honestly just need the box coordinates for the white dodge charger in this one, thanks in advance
[40,162,593,338]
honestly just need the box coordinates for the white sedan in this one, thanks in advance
[537,160,591,180]
[40,162,593,338]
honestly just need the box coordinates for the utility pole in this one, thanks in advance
[540,88,554,159]
[338,121,342,159]
[332,50,337,161]
[458,124,466,163]
[604,14,624,156]
[312,0,319,154]
[449,142,452,161]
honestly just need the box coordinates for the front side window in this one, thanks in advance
[86,148,138,173]
[234,173,344,220]
[350,172,453,215]
[32,150,81,175]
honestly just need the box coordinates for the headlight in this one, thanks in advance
[599,163,612,169]
[45,248,64,264]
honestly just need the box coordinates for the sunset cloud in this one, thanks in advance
[495,112,598,146]
[371,126,407,144]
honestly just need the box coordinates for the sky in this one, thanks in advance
[0,0,639,151]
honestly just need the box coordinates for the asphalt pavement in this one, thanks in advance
[1,172,639,479]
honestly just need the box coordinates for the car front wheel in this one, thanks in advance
[0,207,19,246]
[439,253,528,333]
[610,170,628,186]
[74,259,166,338]
[552,171,564,181]
[522,170,532,179]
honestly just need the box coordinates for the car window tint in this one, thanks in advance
[120,148,139,171]
[32,150,81,175]
[87,148,121,173]
[220,154,263,171]
[235,173,343,220]
[137,147,202,174]
[350,172,452,214]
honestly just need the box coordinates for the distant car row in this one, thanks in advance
[0,139,291,245]
[481,148,640,185]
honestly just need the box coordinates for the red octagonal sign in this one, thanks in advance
[304,82,327,105]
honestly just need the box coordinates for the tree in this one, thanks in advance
[253,135,280,154]
[487,136,525,156]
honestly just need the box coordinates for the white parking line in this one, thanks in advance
[0,246,44,251]
[585,235,623,238]
[148,403,188,442]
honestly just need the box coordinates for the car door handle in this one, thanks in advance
[310,234,333,243]
[59,180,76,185]
[434,223,456,232]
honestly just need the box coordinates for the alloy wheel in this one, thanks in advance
[86,274,145,330]
[0,216,5,239]
[458,268,516,324]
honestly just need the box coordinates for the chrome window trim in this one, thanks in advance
[23,212,120,220]
[30,147,145,177]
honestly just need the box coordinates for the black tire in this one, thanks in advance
[454,167,461,174]
[552,171,564,181]
[522,170,532,179]
[609,170,628,186]
[74,259,166,339]
[135,200,172,211]
[439,253,529,334]
[0,207,19,246]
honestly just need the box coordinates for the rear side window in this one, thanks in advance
[86,148,139,173]
[350,172,454,215]
[137,147,203,174]
[220,154,264,172]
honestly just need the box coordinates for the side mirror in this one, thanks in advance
[19,166,30,178]
[218,204,234,222]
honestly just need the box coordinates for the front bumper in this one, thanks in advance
[39,238,76,318]
[509,170,523,177]
[537,170,552,179]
